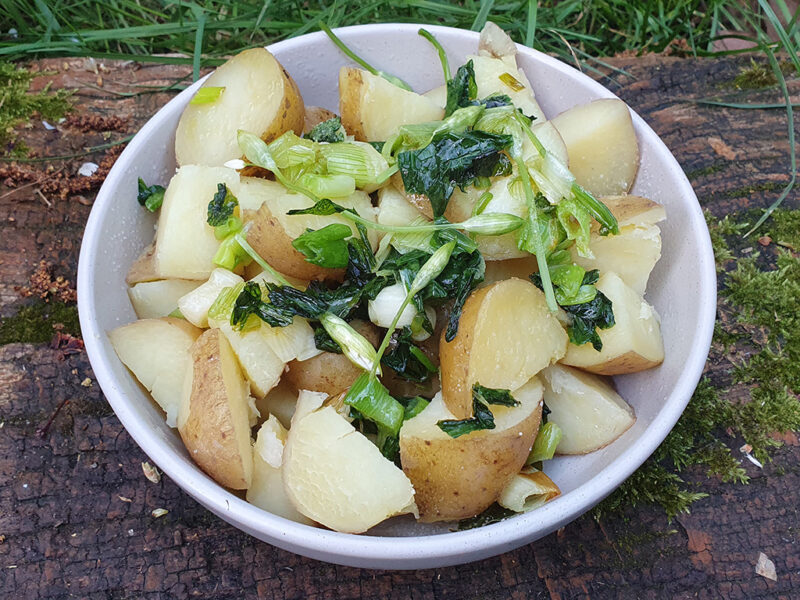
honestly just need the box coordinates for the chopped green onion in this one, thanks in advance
[343,372,404,435]
[212,235,251,271]
[320,22,412,91]
[459,213,525,236]
[297,173,356,198]
[319,313,380,374]
[190,86,225,105]
[418,28,450,81]
[526,422,563,464]
[473,191,493,216]
[499,72,525,92]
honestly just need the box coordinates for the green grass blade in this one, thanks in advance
[756,0,800,74]
[525,0,537,47]
[471,0,495,32]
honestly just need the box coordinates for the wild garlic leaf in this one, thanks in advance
[137,177,165,212]
[382,326,438,383]
[445,60,478,117]
[472,383,518,407]
[306,116,346,143]
[207,183,238,227]
[437,393,497,438]
[286,198,347,216]
[231,282,294,329]
[563,289,615,350]
[397,130,513,218]
[291,223,352,268]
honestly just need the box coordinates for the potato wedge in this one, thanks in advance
[550,99,639,196]
[285,320,379,397]
[597,195,666,229]
[377,185,430,227]
[247,416,314,525]
[541,364,635,454]
[245,189,377,282]
[469,54,545,123]
[128,279,201,320]
[562,272,664,374]
[303,106,338,134]
[339,67,444,141]
[255,378,298,429]
[478,21,518,59]
[399,378,544,521]
[109,318,202,427]
[177,328,254,489]
[440,278,567,418]
[175,48,305,167]
[126,240,159,285]
[154,166,241,280]
[483,256,539,285]
[282,391,416,533]
[177,268,244,328]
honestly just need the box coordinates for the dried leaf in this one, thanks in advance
[755,552,777,581]
[151,508,169,518]
[118,495,132,503]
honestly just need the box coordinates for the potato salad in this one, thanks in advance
[110,22,665,532]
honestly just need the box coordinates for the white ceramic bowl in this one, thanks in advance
[77,23,716,569]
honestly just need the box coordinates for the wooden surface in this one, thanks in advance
[1,55,799,599]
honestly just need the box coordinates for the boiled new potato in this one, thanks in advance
[468,54,545,123]
[562,271,664,374]
[339,67,444,141]
[128,279,201,319]
[285,320,379,397]
[109,317,202,427]
[255,378,298,429]
[155,166,241,280]
[377,185,430,227]
[126,240,159,285]
[570,195,665,295]
[177,268,244,328]
[303,106,338,134]
[541,364,635,454]
[282,390,416,533]
[483,255,539,285]
[478,21,517,58]
[440,278,567,418]
[245,189,377,282]
[399,378,544,521]
[175,48,305,167]
[177,328,254,489]
[550,99,639,196]
[247,416,314,525]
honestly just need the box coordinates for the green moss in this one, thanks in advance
[0,61,72,156]
[597,208,800,519]
[685,162,727,180]
[0,301,80,345]
[731,58,776,90]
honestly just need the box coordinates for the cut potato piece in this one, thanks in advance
[282,397,416,533]
[339,67,444,142]
[399,378,543,521]
[562,272,664,374]
[303,106,337,134]
[541,364,636,454]
[245,189,377,282]
[255,378,298,429]
[377,185,430,227]
[440,278,567,418]
[128,279,201,319]
[285,320,379,397]
[550,99,639,196]
[247,416,314,525]
[571,223,662,296]
[177,328,254,489]
[531,121,568,165]
[155,166,241,280]
[175,48,304,167]
[109,318,202,427]
[422,84,446,109]
[497,467,560,512]
[126,240,159,285]
[469,54,545,123]
[177,268,244,328]
[597,195,666,230]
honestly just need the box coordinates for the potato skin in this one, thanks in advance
[126,240,159,285]
[259,64,305,145]
[303,106,338,134]
[399,381,543,522]
[339,68,367,141]
[285,320,380,396]
[245,202,345,282]
[178,328,253,490]
[575,350,662,376]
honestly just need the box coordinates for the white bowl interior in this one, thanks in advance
[78,24,716,569]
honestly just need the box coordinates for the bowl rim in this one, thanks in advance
[77,22,717,569]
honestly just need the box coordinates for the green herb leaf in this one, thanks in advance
[306,116,346,143]
[291,224,352,268]
[401,396,430,420]
[457,504,517,530]
[286,198,346,216]
[473,383,519,407]
[137,177,165,212]
[397,130,513,218]
[231,281,294,329]
[207,182,238,227]
[445,60,478,117]
[190,86,225,105]
[382,326,438,382]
